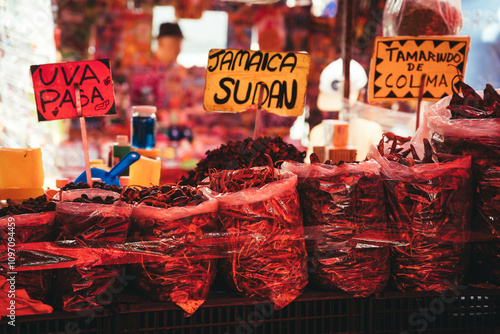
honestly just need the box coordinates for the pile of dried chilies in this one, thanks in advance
[371,134,472,292]
[282,158,390,297]
[208,164,308,309]
[126,185,219,315]
[428,81,500,285]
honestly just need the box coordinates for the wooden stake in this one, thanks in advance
[253,82,266,140]
[75,83,92,187]
[416,73,427,132]
[342,0,354,117]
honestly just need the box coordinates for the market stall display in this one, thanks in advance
[3,0,500,332]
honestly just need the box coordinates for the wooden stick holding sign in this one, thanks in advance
[74,83,92,187]
[416,73,427,131]
[253,82,267,140]
[204,49,311,133]
[30,59,116,186]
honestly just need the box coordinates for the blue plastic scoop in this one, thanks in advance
[75,151,140,187]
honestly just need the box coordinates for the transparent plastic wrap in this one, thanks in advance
[0,211,56,310]
[54,201,131,312]
[2,240,168,313]
[0,211,55,245]
[282,160,390,297]
[128,197,219,315]
[207,167,308,310]
[0,194,56,245]
[0,250,54,312]
[53,188,121,202]
[55,201,132,247]
[55,258,127,312]
[55,263,123,312]
[383,0,462,37]
[427,89,500,236]
[427,92,500,161]
[368,145,472,292]
[391,235,469,292]
[426,86,500,286]
[472,158,500,238]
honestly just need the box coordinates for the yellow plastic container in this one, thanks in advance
[129,155,161,187]
[0,148,44,200]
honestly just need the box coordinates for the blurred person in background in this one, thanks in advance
[130,22,188,115]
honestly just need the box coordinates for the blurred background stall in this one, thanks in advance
[1,0,444,185]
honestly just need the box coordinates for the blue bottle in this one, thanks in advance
[131,106,157,149]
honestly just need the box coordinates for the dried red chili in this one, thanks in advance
[207,159,281,193]
[448,82,500,119]
[127,190,218,315]
[54,264,122,312]
[372,137,472,292]
[210,168,308,309]
[430,83,500,285]
[282,160,390,297]
[54,198,132,312]
[120,184,206,209]
[55,201,131,248]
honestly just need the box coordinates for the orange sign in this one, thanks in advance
[369,37,470,101]
[30,59,116,121]
[203,49,311,117]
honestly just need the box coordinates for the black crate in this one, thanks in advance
[368,289,500,334]
[113,290,365,334]
[0,310,113,334]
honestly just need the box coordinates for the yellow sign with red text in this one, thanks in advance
[369,36,470,101]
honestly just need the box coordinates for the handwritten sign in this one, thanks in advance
[30,59,116,121]
[203,49,311,117]
[369,37,470,101]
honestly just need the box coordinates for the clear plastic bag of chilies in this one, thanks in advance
[383,0,462,37]
[207,167,308,310]
[369,145,472,292]
[282,160,390,297]
[0,211,56,307]
[128,196,219,315]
